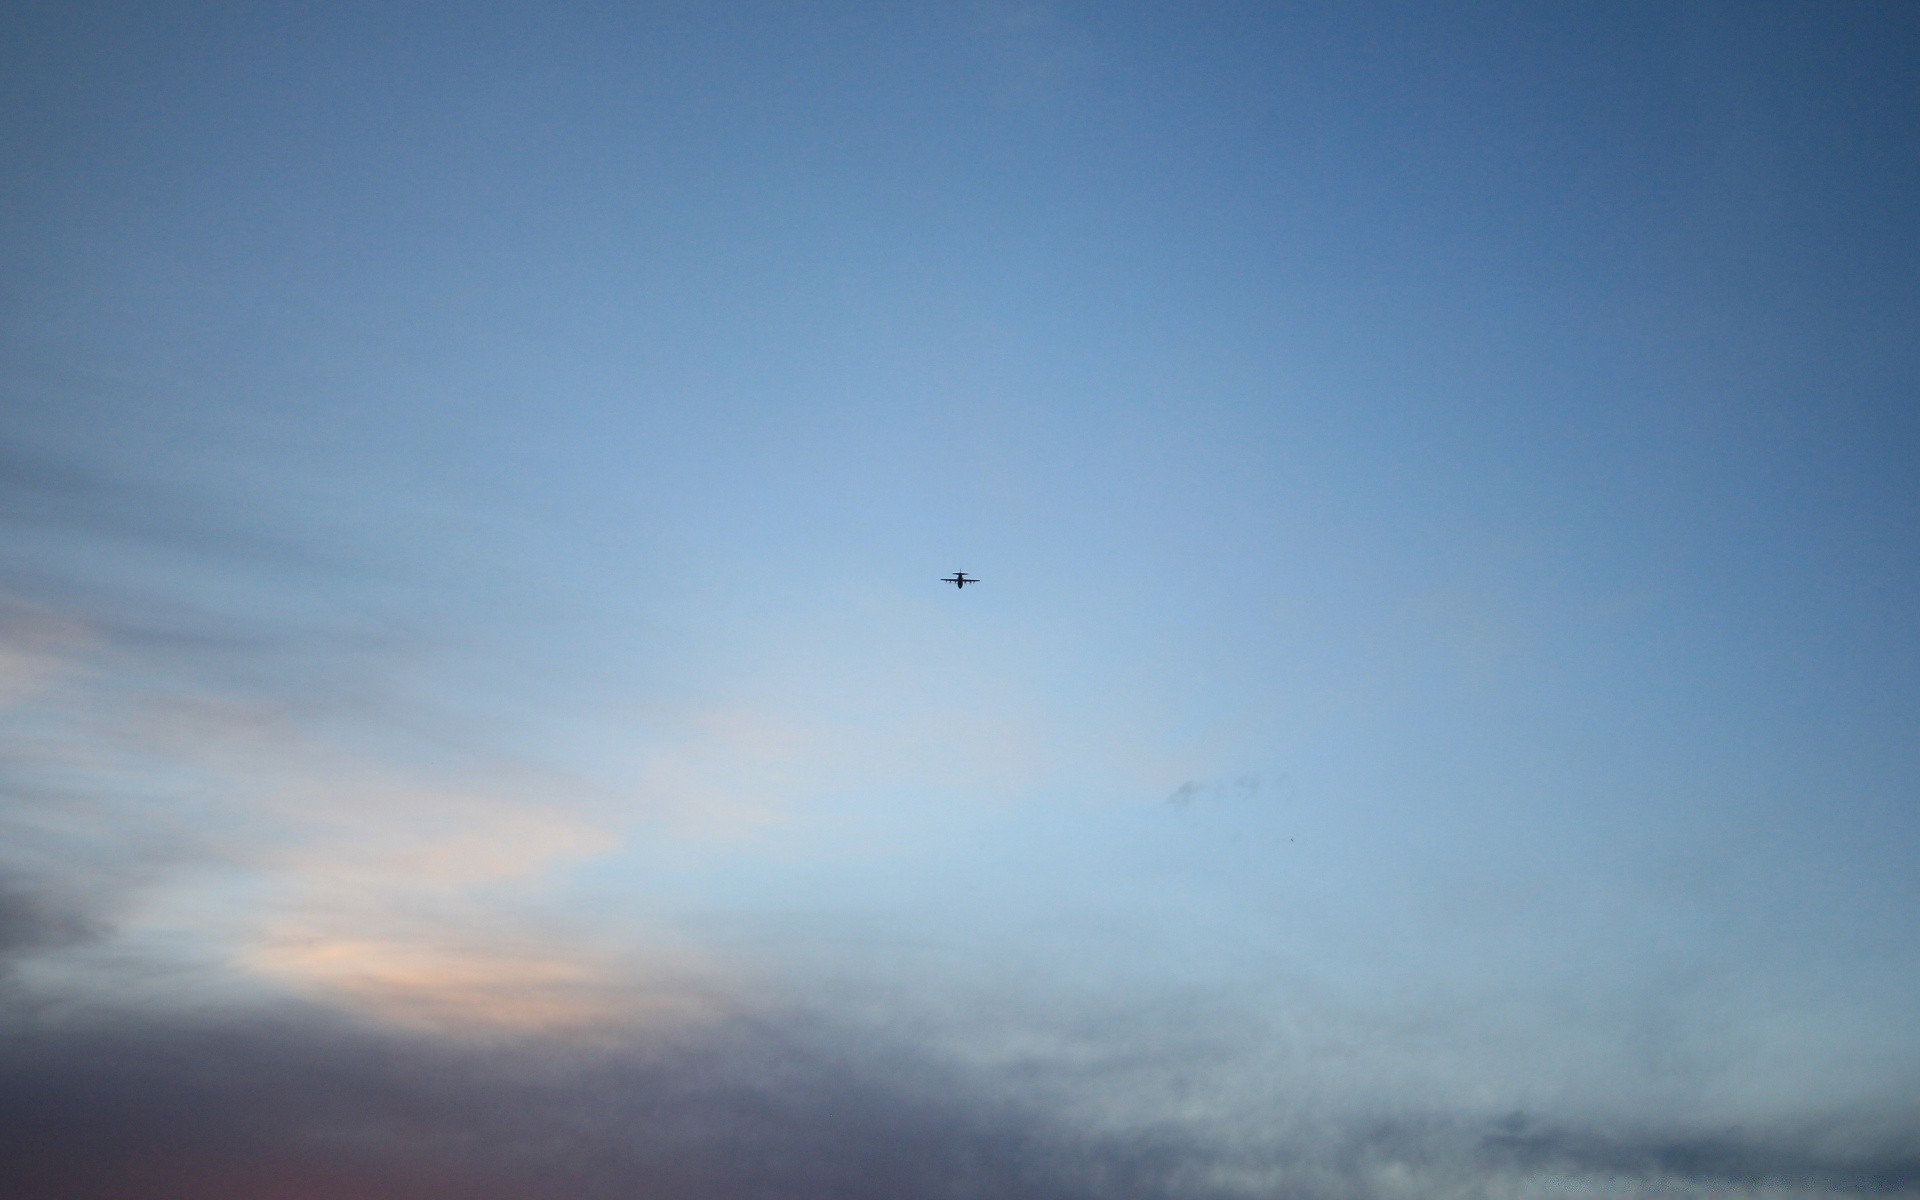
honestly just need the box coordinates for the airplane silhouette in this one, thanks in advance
[941,572,979,589]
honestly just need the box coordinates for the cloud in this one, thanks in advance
[0,647,662,1030]
[0,441,329,573]
[240,931,709,1033]
[1165,773,1286,806]
[1,985,1915,1200]
[0,878,104,968]
[0,444,668,1034]
[1478,1115,1920,1198]
[0,998,1128,1200]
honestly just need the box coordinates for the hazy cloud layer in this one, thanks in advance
[2,984,1915,1200]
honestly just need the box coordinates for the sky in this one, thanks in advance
[2,2,1918,1197]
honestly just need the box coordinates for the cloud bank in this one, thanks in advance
[2,978,1916,1200]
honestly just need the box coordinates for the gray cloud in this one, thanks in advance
[1165,773,1291,807]
[0,878,104,964]
[0,436,391,657]
[2,970,1916,1200]
[0,1001,1164,1200]
[1478,1114,1920,1198]
[0,440,332,574]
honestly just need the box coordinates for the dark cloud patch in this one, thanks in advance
[0,878,104,963]
[0,1003,1192,1200]
[1167,780,1203,806]
[1165,773,1293,807]
[1479,1111,1920,1196]
[2,995,1916,1200]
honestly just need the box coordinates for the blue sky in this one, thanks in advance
[3,4,1918,1197]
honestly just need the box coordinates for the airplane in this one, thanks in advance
[941,572,979,589]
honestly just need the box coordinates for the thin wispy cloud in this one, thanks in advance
[0,443,681,1032]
